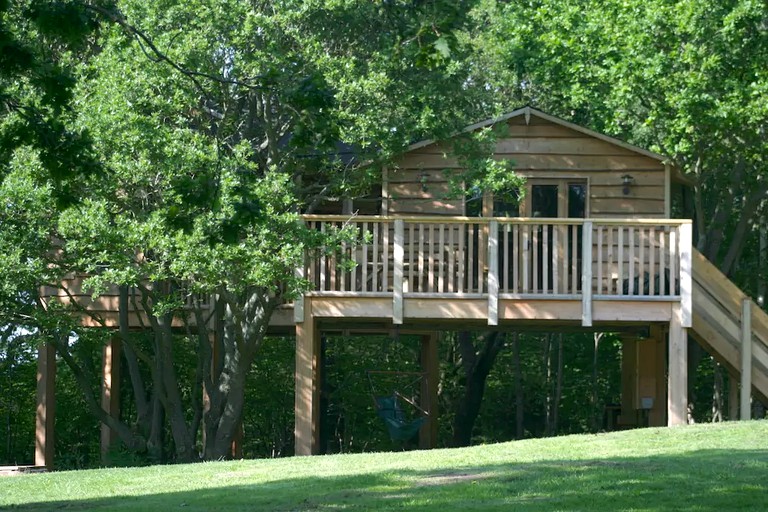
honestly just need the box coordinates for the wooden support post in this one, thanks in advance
[740,298,752,420]
[393,219,404,325]
[679,223,693,328]
[35,341,56,470]
[581,221,593,327]
[100,336,122,464]
[650,327,667,427]
[295,297,321,455]
[487,220,499,326]
[419,333,439,449]
[667,304,688,426]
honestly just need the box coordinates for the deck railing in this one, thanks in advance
[300,215,692,326]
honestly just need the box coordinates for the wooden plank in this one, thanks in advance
[522,225,530,293]
[552,225,559,294]
[532,226,539,294]
[388,181,452,198]
[668,303,688,426]
[649,228,656,296]
[591,199,666,215]
[582,221,593,327]
[513,224,520,294]
[500,300,582,321]
[590,185,666,200]
[468,223,475,293]
[679,223,693,327]
[488,220,499,326]
[592,301,673,322]
[618,228,624,295]
[741,298,752,420]
[319,223,327,291]
[403,298,487,320]
[503,223,510,292]
[542,225,550,293]
[638,228,645,296]
[387,199,463,215]
[493,137,640,156]
[386,168,455,183]
[312,297,392,318]
[407,222,415,293]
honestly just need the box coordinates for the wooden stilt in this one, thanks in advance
[295,297,320,455]
[740,298,752,420]
[100,336,122,464]
[668,304,688,426]
[419,332,439,449]
[35,342,56,470]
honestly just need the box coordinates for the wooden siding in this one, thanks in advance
[388,115,666,218]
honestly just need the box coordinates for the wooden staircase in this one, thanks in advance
[691,249,768,403]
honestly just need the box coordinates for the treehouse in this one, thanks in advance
[33,107,768,468]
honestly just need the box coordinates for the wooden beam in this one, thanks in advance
[582,221,593,326]
[393,219,404,325]
[679,223,693,328]
[740,298,752,420]
[295,297,321,456]
[667,304,688,426]
[487,220,499,326]
[35,341,56,470]
[664,162,671,218]
[419,333,439,449]
[100,336,121,464]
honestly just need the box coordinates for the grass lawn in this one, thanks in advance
[1,421,766,511]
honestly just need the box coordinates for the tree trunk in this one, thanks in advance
[712,362,723,422]
[512,333,524,439]
[543,334,553,436]
[451,331,506,447]
[552,334,564,434]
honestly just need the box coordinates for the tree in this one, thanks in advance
[16,0,486,462]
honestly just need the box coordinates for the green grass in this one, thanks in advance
[2,421,767,511]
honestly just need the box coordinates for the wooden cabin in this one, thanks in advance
[33,107,768,467]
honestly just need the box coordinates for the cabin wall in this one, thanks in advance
[387,116,667,218]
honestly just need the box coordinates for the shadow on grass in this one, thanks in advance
[5,449,768,511]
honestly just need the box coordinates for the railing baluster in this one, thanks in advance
[513,224,520,294]
[428,224,435,293]
[597,225,603,295]
[617,227,624,296]
[372,222,379,292]
[552,224,559,295]
[418,223,425,293]
[522,225,530,293]
[361,222,368,292]
[448,224,455,293]
[320,222,327,291]
[408,222,415,294]
[607,226,614,294]
[532,223,541,293]
[458,223,465,293]
[670,226,678,295]
[638,227,645,296]
[571,224,578,293]
[649,227,656,296]
[543,224,549,293]
[382,221,390,292]
[468,223,475,293]
[503,223,510,293]
[628,227,635,295]
[659,229,666,295]
[438,223,445,292]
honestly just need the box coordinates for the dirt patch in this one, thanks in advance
[416,471,490,487]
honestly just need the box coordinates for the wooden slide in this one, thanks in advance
[691,249,768,403]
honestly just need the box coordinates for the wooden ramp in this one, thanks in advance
[691,249,768,404]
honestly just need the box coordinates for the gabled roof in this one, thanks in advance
[407,106,670,164]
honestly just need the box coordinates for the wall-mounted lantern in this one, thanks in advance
[621,174,635,195]
[419,172,430,192]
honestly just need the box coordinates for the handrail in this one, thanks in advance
[302,214,693,227]
[300,216,693,327]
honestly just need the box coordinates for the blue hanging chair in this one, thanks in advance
[367,370,429,442]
